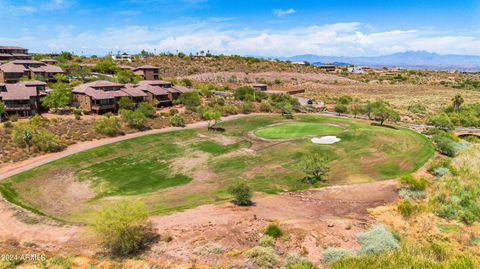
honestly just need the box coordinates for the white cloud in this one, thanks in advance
[7,21,480,56]
[0,0,73,15]
[273,8,296,17]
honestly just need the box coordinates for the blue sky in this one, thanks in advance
[0,0,479,56]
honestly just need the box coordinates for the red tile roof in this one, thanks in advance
[0,84,37,100]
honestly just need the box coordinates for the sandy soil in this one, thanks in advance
[0,179,398,265]
[147,180,398,266]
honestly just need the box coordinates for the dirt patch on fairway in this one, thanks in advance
[198,133,241,145]
[147,180,398,266]
[15,168,95,217]
[0,197,90,254]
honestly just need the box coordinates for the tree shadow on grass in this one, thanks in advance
[370,123,398,130]
[208,127,226,133]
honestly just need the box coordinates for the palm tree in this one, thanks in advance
[451,95,464,111]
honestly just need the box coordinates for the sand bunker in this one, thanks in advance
[311,136,341,144]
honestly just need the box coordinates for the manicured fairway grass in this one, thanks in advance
[0,115,435,222]
[255,122,343,139]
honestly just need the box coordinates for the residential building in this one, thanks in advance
[136,80,192,107]
[318,65,336,72]
[112,53,135,62]
[0,81,47,116]
[71,80,192,113]
[0,46,31,61]
[0,60,64,83]
[252,83,268,91]
[133,65,160,80]
[72,81,147,113]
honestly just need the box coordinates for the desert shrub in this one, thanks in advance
[330,244,478,269]
[427,157,457,176]
[241,101,253,114]
[121,109,147,129]
[408,103,426,114]
[30,115,49,126]
[3,121,13,128]
[221,104,239,115]
[227,181,252,206]
[432,167,452,177]
[32,129,62,152]
[11,122,35,152]
[92,200,152,256]
[9,114,19,122]
[397,200,418,218]
[260,101,273,112]
[427,113,454,130]
[337,95,353,105]
[169,114,185,127]
[265,223,283,238]
[234,86,267,101]
[259,235,276,247]
[399,189,427,200]
[169,108,179,116]
[357,224,400,255]
[174,91,201,111]
[46,255,74,269]
[118,97,135,111]
[136,102,156,118]
[95,115,120,136]
[246,246,280,268]
[286,261,317,269]
[400,175,427,191]
[322,247,355,264]
[73,109,82,120]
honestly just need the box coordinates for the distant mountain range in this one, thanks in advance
[281,51,480,71]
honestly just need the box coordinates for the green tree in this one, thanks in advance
[91,201,151,256]
[41,87,72,112]
[117,97,135,111]
[349,102,364,118]
[54,73,68,82]
[334,103,348,115]
[451,95,464,111]
[371,101,400,126]
[203,110,222,128]
[115,69,140,84]
[94,115,120,136]
[173,92,201,111]
[234,86,267,102]
[228,181,252,206]
[301,153,329,182]
[93,60,119,74]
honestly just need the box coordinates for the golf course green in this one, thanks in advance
[255,122,343,139]
[0,114,435,222]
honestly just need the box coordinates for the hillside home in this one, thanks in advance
[112,53,135,62]
[72,81,146,113]
[252,83,268,91]
[0,46,31,61]
[0,60,64,83]
[318,65,336,72]
[136,80,192,107]
[133,65,160,80]
[0,81,47,116]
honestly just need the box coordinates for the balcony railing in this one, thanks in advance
[92,104,116,110]
[5,104,31,111]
